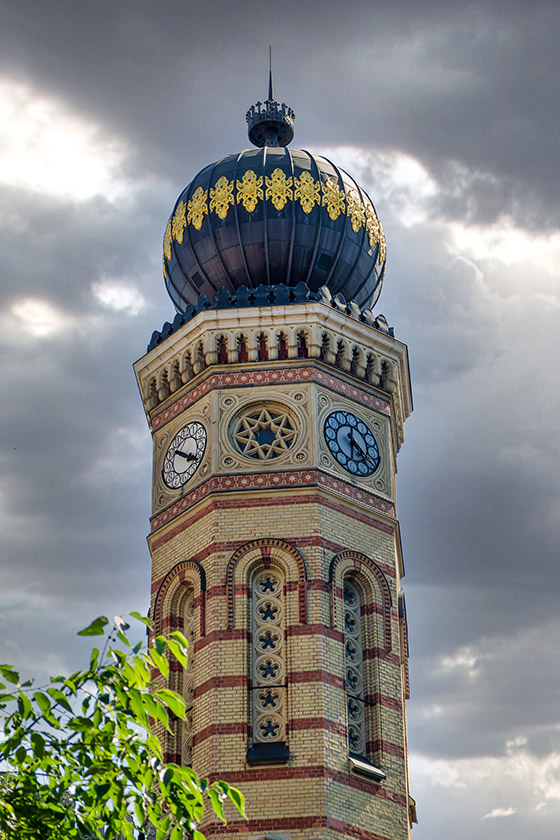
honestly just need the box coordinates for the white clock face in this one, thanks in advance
[162,421,207,489]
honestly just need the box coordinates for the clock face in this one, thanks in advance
[162,421,207,489]
[323,411,380,476]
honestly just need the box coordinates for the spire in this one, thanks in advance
[268,46,274,101]
[245,53,294,148]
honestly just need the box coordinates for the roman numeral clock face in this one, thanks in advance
[324,410,380,476]
[162,421,207,489]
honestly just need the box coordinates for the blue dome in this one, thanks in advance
[163,147,386,312]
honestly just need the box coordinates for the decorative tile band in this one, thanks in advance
[150,468,395,531]
[152,365,390,430]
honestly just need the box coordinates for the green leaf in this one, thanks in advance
[77,616,109,636]
[227,785,246,817]
[17,690,33,718]
[143,692,160,721]
[168,630,189,650]
[129,611,150,627]
[46,686,73,712]
[0,691,17,703]
[153,702,170,733]
[207,787,225,822]
[0,665,20,684]
[154,689,186,719]
[128,688,149,730]
[31,732,45,758]
[156,815,171,840]
[149,648,169,679]
[154,635,166,655]
[166,638,188,669]
[33,690,53,716]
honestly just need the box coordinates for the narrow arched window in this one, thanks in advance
[180,589,196,766]
[248,568,288,762]
[344,579,366,756]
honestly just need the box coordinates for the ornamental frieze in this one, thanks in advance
[166,169,384,265]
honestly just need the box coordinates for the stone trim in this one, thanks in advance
[226,539,307,629]
[329,550,392,651]
[152,559,207,638]
[150,365,390,431]
[150,468,395,531]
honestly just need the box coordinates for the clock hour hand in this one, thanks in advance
[175,449,197,461]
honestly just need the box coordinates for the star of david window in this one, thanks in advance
[251,569,286,745]
[344,579,366,756]
[232,405,297,460]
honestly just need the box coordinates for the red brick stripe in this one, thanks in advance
[190,667,403,716]
[288,716,346,737]
[150,477,396,535]
[194,674,247,698]
[202,816,402,840]
[204,764,408,805]
[192,722,246,747]
[193,628,248,652]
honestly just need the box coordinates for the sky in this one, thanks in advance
[0,0,558,837]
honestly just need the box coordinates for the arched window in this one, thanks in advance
[343,578,366,756]
[250,568,287,757]
[151,559,206,767]
[180,589,196,766]
[330,550,391,782]
[225,538,306,764]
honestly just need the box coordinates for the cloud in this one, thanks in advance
[412,744,560,838]
[0,77,129,201]
[92,280,146,316]
[8,296,75,338]
[0,5,559,840]
[483,807,516,820]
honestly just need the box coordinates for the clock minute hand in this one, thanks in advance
[176,449,197,461]
[350,435,376,467]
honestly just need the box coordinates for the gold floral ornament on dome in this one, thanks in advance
[187,186,208,231]
[322,177,346,221]
[162,218,173,279]
[265,168,293,211]
[346,189,365,234]
[210,176,234,220]
[365,205,386,262]
[294,171,321,214]
[172,201,187,243]
[236,169,264,213]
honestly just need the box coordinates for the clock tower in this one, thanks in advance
[134,85,415,840]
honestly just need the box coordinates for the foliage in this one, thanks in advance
[0,613,245,839]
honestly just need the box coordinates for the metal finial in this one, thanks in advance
[245,51,295,148]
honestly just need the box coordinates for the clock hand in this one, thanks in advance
[175,449,197,461]
[351,436,377,467]
[348,429,356,458]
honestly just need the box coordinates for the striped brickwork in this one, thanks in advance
[136,302,414,840]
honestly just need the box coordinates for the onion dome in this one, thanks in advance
[163,85,386,313]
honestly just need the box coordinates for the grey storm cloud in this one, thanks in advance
[0,2,559,838]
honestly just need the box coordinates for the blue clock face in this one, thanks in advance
[323,411,380,476]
